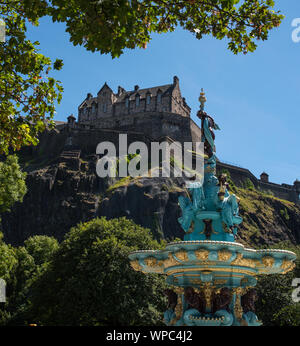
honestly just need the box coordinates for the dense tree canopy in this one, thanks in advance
[0,234,59,325]
[22,217,167,326]
[49,0,283,56]
[0,0,283,153]
[0,155,27,214]
[255,244,300,326]
[0,1,63,154]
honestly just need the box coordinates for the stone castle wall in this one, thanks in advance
[72,111,201,146]
[216,161,299,204]
[36,121,300,206]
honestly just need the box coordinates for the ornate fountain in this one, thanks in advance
[129,90,297,326]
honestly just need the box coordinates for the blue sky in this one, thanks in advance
[26,0,300,186]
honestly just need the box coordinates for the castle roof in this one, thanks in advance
[78,97,96,109]
[117,84,174,102]
[78,81,177,109]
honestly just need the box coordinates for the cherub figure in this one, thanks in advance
[178,183,205,233]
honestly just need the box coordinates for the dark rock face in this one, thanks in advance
[1,154,186,245]
[2,156,101,245]
[1,145,300,247]
[99,177,185,241]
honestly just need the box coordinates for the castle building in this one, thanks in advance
[78,76,190,125]
[57,77,299,205]
[65,76,202,145]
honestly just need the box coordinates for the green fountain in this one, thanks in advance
[129,90,297,326]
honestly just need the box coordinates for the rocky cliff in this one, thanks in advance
[1,146,300,247]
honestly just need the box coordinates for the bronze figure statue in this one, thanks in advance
[241,288,258,313]
[212,287,232,313]
[184,287,206,314]
[164,289,178,311]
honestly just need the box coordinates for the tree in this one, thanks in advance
[1,1,283,153]
[272,303,300,326]
[49,0,283,56]
[255,272,295,326]
[0,1,63,154]
[0,155,27,214]
[255,244,300,326]
[24,235,59,266]
[0,233,18,324]
[2,0,284,59]
[24,217,167,326]
[0,235,59,326]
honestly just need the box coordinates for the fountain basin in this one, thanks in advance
[129,241,296,288]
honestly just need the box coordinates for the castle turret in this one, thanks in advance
[294,179,300,193]
[260,172,269,183]
[67,114,76,127]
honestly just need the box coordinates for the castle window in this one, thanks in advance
[125,97,129,108]
[157,91,162,103]
[146,94,151,105]
[103,104,107,113]
[135,95,140,107]
[92,103,96,114]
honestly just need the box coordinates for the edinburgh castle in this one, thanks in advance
[57,76,299,205]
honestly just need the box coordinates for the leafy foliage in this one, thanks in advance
[0,234,17,324]
[23,235,59,266]
[0,234,59,325]
[280,208,290,221]
[0,1,63,154]
[23,217,167,326]
[0,155,27,214]
[272,303,300,326]
[255,244,300,326]
[48,0,283,57]
[243,178,255,191]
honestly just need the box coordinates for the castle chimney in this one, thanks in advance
[67,114,76,127]
[260,172,269,183]
[173,76,179,85]
[118,86,124,96]
[134,85,139,91]
[86,93,92,100]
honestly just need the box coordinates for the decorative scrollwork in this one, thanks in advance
[164,253,180,268]
[218,249,232,262]
[262,256,274,268]
[231,253,256,268]
[281,259,295,274]
[144,257,157,267]
[130,259,142,272]
[195,248,209,261]
[175,250,189,262]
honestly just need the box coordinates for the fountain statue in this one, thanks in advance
[129,90,297,326]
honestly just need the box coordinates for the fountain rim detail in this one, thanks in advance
[130,240,297,257]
